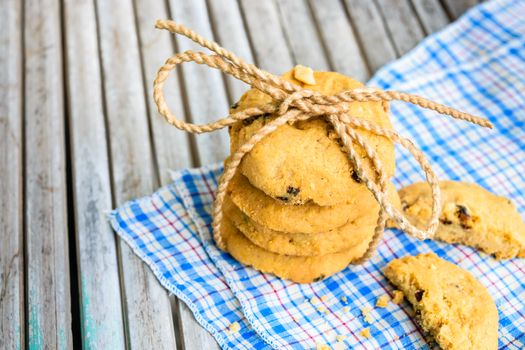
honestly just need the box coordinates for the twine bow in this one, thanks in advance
[153,20,493,262]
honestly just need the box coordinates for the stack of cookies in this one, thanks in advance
[220,67,401,283]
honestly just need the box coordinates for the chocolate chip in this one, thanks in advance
[325,124,334,137]
[313,274,326,282]
[456,205,470,220]
[351,170,362,183]
[415,290,424,302]
[242,113,271,126]
[242,116,258,126]
[230,102,239,109]
[286,186,301,196]
[454,205,475,229]
[276,196,289,202]
[440,218,452,225]
[460,222,473,230]
[288,239,294,244]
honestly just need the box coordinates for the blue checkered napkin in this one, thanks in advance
[110,0,525,348]
[109,174,267,350]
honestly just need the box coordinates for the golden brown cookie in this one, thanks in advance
[224,195,376,256]
[220,217,370,283]
[384,253,498,350]
[397,181,525,259]
[227,172,401,234]
[229,68,395,206]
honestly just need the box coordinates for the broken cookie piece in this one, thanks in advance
[375,295,389,308]
[396,181,525,259]
[293,65,316,85]
[391,290,404,304]
[384,253,498,350]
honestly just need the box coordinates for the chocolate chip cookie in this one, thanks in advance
[220,216,371,283]
[398,181,525,259]
[229,68,395,206]
[384,253,498,350]
[227,171,400,234]
[224,195,378,256]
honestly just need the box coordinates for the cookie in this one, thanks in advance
[220,216,370,283]
[397,181,525,259]
[384,253,498,350]
[227,172,401,234]
[224,194,376,256]
[229,68,395,206]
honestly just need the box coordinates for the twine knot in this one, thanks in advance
[153,20,493,262]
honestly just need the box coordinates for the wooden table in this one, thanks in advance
[1,0,479,348]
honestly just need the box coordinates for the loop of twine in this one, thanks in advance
[153,20,493,263]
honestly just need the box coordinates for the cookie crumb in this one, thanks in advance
[316,344,331,350]
[320,295,329,302]
[228,321,240,334]
[291,316,299,323]
[293,65,316,85]
[332,343,345,350]
[361,328,371,339]
[335,334,346,342]
[340,296,348,304]
[392,290,404,304]
[361,306,373,324]
[376,295,390,308]
[316,306,327,314]
[311,296,321,305]
[342,306,350,313]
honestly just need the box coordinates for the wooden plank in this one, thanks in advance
[133,1,219,349]
[176,303,221,350]
[309,0,370,81]
[24,0,73,348]
[375,0,426,56]
[442,0,480,20]
[206,0,255,102]
[133,0,192,183]
[94,0,178,348]
[62,0,127,348]
[274,0,329,70]
[343,0,397,74]
[0,0,24,349]
[411,0,450,35]
[238,0,294,73]
[168,0,231,165]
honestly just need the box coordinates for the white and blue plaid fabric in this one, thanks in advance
[109,0,525,348]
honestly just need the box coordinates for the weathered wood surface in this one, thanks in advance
[238,0,294,73]
[168,0,231,166]
[207,0,255,102]
[0,0,24,349]
[443,0,482,19]
[1,1,478,348]
[134,0,193,184]
[63,0,126,348]
[134,0,218,349]
[94,0,178,348]
[24,0,73,348]
[376,0,426,56]
[343,0,397,73]
[275,0,330,70]
[412,0,451,35]
[309,0,369,81]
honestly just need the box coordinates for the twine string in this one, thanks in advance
[153,20,493,262]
